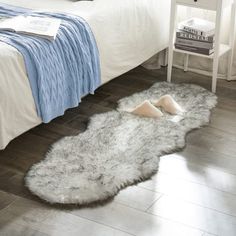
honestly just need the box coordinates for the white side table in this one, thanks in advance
[167,0,236,93]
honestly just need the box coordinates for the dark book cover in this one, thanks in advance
[174,44,214,55]
[175,37,214,49]
[176,30,214,43]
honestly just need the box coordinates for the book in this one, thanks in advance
[175,37,214,49]
[176,30,214,43]
[0,15,61,41]
[175,44,214,55]
[178,18,215,37]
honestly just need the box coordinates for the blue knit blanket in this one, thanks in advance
[0,4,100,122]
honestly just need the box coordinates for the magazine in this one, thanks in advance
[178,18,215,37]
[0,15,61,41]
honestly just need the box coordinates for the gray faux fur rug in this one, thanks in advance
[25,82,217,205]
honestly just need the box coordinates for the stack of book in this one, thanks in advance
[175,18,215,55]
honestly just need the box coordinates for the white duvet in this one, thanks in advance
[0,0,170,149]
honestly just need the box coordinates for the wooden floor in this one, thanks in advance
[0,67,236,236]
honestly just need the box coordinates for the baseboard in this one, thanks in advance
[173,64,236,81]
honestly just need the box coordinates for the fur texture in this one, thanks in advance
[25,82,217,205]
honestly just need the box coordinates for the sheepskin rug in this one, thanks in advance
[25,82,217,205]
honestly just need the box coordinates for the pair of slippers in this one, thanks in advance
[130,95,184,118]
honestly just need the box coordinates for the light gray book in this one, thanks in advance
[178,18,215,37]
[175,37,214,49]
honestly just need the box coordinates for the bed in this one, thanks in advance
[0,0,170,149]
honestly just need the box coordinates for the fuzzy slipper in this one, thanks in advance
[131,100,163,118]
[153,95,184,115]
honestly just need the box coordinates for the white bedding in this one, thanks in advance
[0,0,170,149]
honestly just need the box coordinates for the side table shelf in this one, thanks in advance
[167,0,236,93]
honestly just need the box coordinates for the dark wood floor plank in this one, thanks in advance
[0,190,16,211]
[0,197,132,236]
[0,66,236,193]
[0,66,236,235]
[0,222,49,236]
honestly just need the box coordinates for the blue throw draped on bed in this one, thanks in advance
[0,4,100,123]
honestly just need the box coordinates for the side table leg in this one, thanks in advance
[184,54,189,72]
[167,0,177,82]
[212,57,219,93]
[211,0,223,93]
[167,49,173,82]
[227,2,236,81]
